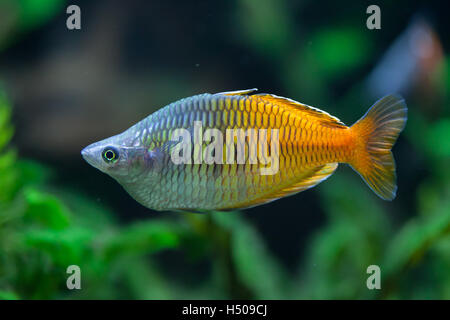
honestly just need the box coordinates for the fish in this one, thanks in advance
[81,89,407,211]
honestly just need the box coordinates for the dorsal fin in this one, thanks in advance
[224,163,338,210]
[255,93,346,128]
[217,88,258,96]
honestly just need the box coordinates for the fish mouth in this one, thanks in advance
[81,147,88,161]
[81,144,100,168]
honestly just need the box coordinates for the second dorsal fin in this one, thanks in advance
[255,93,346,128]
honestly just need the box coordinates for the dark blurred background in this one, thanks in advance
[0,0,449,299]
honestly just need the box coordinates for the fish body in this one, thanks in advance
[81,89,407,211]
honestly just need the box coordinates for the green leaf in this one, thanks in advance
[213,212,286,299]
[383,204,450,277]
[427,118,450,157]
[0,95,13,152]
[22,227,94,266]
[17,0,66,30]
[23,188,71,229]
[0,290,19,300]
[309,27,372,77]
[103,221,181,260]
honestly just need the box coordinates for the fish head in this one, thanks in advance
[81,134,160,184]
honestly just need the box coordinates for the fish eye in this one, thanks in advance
[102,146,119,164]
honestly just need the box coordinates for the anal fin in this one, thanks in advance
[227,163,338,210]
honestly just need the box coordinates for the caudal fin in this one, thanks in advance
[350,95,407,200]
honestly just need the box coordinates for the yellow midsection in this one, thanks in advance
[232,96,355,167]
[208,97,356,208]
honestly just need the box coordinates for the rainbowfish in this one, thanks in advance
[81,89,407,211]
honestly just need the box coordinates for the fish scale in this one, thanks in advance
[128,93,352,210]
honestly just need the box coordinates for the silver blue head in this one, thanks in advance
[81,132,158,184]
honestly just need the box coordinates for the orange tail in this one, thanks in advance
[349,95,407,200]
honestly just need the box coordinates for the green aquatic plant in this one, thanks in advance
[0,93,192,299]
